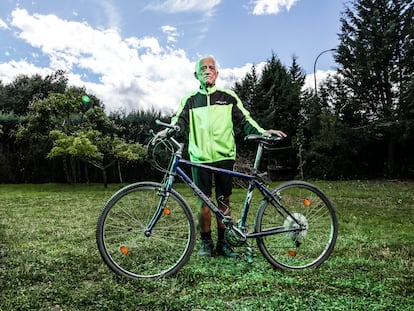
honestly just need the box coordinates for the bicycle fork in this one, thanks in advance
[144,186,171,237]
[144,157,179,236]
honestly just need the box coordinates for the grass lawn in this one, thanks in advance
[0,181,413,310]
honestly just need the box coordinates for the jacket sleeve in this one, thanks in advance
[231,91,265,135]
[170,94,190,131]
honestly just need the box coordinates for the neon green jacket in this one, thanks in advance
[171,86,265,163]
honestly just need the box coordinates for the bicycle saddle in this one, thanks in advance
[244,134,283,146]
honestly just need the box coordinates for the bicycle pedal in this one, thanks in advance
[244,244,254,264]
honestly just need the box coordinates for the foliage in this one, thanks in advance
[254,53,304,137]
[304,0,414,179]
[110,108,166,144]
[233,65,259,114]
[304,113,358,179]
[1,0,414,182]
[48,130,103,161]
[15,90,146,185]
[337,0,413,124]
[0,181,413,310]
[0,70,68,115]
[233,54,304,177]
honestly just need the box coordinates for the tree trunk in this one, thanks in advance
[387,139,396,177]
[70,157,77,184]
[117,160,123,183]
[84,162,89,184]
[101,167,108,188]
[63,158,71,183]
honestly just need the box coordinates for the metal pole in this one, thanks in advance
[313,48,336,96]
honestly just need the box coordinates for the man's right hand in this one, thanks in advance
[152,129,168,144]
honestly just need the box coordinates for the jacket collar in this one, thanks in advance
[199,85,217,95]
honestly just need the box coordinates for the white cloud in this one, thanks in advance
[3,8,251,114]
[125,36,162,54]
[0,18,8,29]
[304,69,336,92]
[218,62,266,89]
[146,0,221,14]
[250,0,298,15]
[98,0,122,31]
[161,25,176,32]
[2,7,332,115]
[0,60,53,84]
[161,25,179,43]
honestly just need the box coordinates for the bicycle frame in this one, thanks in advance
[96,122,338,279]
[146,136,303,240]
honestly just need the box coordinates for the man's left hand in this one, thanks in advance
[263,129,287,138]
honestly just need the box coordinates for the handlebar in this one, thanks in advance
[153,120,182,150]
[155,120,180,132]
[154,120,283,149]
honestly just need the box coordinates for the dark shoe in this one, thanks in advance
[216,240,239,258]
[198,239,214,257]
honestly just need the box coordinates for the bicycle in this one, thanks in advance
[96,120,338,280]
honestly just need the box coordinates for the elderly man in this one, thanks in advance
[160,55,286,257]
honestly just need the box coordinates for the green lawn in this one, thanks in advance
[0,181,413,310]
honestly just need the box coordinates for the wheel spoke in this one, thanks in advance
[256,181,338,269]
[96,182,196,280]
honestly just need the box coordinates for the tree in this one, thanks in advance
[233,65,260,115]
[48,129,146,186]
[0,112,27,182]
[233,54,305,179]
[234,53,305,137]
[110,108,164,144]
[17,90,146,185]
[48,130,102,183]
[0,70,68,115]
[335,0,414,177]
[257,54,304,137]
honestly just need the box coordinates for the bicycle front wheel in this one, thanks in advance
[255,181,338,270]
[96,182,196,280]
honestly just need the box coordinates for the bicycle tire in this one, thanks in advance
[96,182,196,280]
[255,180,338,270]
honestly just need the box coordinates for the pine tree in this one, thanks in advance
[336,0,414,177]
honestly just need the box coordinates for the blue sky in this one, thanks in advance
[0,0,344,113]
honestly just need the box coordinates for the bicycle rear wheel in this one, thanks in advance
[96,182,196,280]
[255,180,338,269]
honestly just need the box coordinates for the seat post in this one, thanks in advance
[252,143,264,176]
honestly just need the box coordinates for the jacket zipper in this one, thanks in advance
[206,89,214,161]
